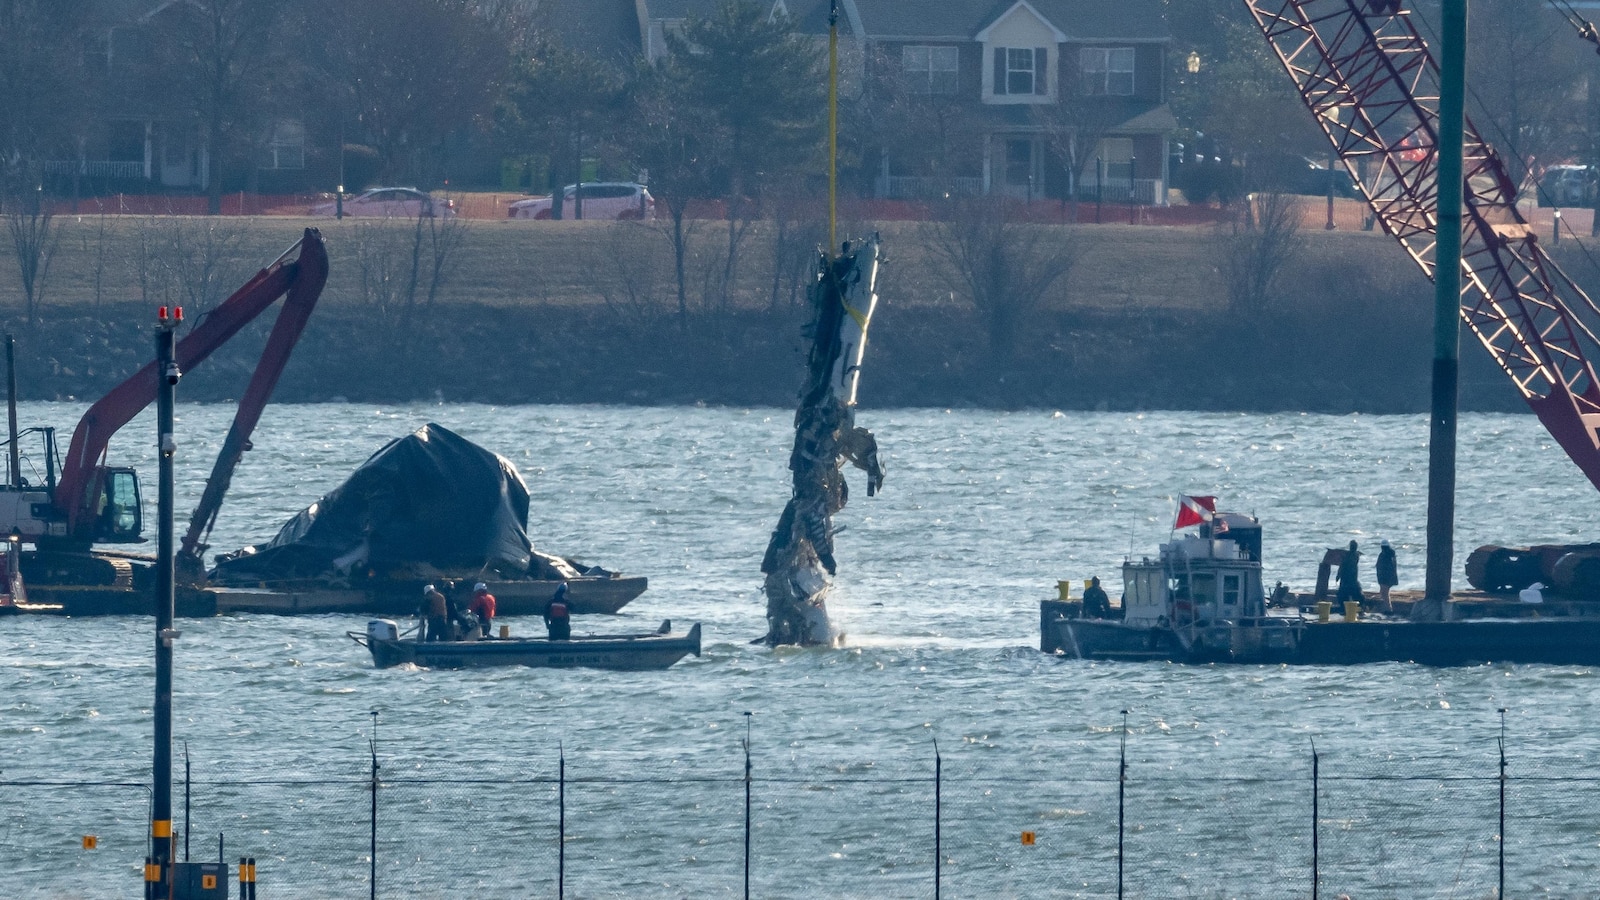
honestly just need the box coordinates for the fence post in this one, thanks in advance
[183,743,191,862]
[369,711,379,900]
[1311,739,1319,900]
[934,739,942,900]
[1118,710,1127,900]
[1499,708,1507,899]
[559,746,566,900]
[744,711,753,900]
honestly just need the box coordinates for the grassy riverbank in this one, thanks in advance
[0,213,1542,412]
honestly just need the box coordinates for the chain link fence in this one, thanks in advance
[4,740,1591,898]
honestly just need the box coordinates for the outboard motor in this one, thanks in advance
[367,619,399,642]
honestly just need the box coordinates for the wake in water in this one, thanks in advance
[759,237,885,647]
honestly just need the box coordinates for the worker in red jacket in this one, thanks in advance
[468,582,497,637]
[544,583,571,641]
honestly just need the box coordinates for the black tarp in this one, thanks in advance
[210,423,532,583]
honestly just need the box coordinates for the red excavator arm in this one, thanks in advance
[1240,0,1600,491]
[54,227,329,549]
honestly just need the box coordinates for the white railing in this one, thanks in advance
[43,160,145,179]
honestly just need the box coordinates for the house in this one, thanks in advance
[850,0,1175,202]
[634,0,1174,203]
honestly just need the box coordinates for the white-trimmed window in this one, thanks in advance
[1080,47,1135,96]
[902,45,959,94]
[992,46,1047,96]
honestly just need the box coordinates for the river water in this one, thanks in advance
[4,402,1599,898]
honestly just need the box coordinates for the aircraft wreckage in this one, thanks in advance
[759,236,885,647]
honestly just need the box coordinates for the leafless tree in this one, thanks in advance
[1221,191,1305,319]
[924,196,1083,361]
[347,213,470,356]
[3,189,58,324]
[582,222,672,333]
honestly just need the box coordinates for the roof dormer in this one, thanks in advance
[976,0,1066,104]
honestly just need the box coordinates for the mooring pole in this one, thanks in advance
[558,745,566,900]
[1311,739,1319,900]
[743,711,753,900]
[5,334,20,488]
[1425,0,1467,609]
[1498,708,1507,898]
[369,710,379,900]
[933,739,942,900]
[183,743,190,862]
[1117,709,1127,900]
[827,0,839,254]
[151,305,182,899]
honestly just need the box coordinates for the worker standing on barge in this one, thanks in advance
[1336,540,1364,605]
[545,583,572,641]
[421,584,450,642]
[469,582,497,637]
[1082,576,1111,619]
[1376,541,1398,611]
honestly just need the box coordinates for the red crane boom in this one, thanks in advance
[53,228,328,549]
[1241,0,1600,491]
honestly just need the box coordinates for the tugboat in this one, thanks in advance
[1040,496,1600,666]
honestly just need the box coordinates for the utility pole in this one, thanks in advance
[1425,0,1466,609]
[151,305,183,898]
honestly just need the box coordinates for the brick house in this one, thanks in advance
[849,0,1175,202]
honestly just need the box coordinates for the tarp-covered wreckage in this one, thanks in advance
[210,423,533,584]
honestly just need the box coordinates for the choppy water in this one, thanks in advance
[4,403,1599,898]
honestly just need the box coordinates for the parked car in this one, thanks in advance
[309,187,456,218]
[507,182,654,220]
[1538,165,1592,208]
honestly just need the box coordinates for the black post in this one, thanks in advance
[1117,709,1127,900]
[369,710,379,900]
[183,743,190,862]
[151,306,181,899]
[559,745,566,900]
[934,739,942,900]
[1096,157,1104,224]
[6,334,20,488]
[1499,708,1507,899]
[1311,740,1319,900]
[743,711,753,900]
[1128,155,1138,224]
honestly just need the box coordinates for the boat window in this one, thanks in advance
[1223,574,1241,607]
[1170,575,1188,599]
[1190,574,1216,605]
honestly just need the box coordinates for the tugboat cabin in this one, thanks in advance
[1122,512,1266,630]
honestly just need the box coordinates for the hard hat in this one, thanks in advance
[474,582,488,592]
[423,584,435,594]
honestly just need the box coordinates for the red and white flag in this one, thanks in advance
[1174,495,1216,530]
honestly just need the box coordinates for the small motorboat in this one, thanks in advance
[350,618,702,671]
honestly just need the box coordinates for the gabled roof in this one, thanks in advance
[973,1,1067,43]
[850,0,1169,42]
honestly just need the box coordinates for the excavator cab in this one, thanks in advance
[92,467,142,543]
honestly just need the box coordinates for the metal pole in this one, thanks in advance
[1128,156,1137,224]
[1096,157,1104,224]
[6,334,20,488]
[1117,709,1127,900]
[1499,708,1507,899]
[369,710,379,900]
[744,711,753,900]
[152,306,181,899]
[183,743,190,862]
[1311,740,1319,900]
[1325,146,1337,231]
[1425,0,1467,608]
[934,739,941,900]
[559,745,566,900]
[827,0,839,254]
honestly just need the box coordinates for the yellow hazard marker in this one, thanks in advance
[202,874,218,889]
[151,819,171,838]
[81,835,97,850]
[1021,830,1037,846]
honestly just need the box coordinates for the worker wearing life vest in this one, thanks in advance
[544,583,572,641]
[421,584,450,642]
[468,582,497,637]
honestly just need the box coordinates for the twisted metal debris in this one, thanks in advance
[760,235,885,647]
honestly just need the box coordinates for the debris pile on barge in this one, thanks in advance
[207,423,646,616]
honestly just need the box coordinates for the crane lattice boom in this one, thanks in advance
[1242,0,1600,490]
